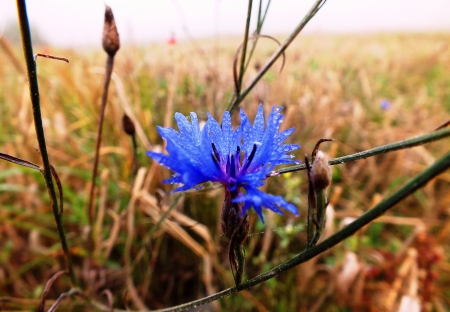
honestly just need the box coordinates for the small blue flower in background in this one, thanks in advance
[380,99,391,110]
[147,104,300,222]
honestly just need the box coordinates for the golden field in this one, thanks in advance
[0,33,450,311]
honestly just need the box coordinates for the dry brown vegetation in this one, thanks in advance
[0,33,450,311]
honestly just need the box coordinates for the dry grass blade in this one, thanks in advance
[0,296,49,310]
[37,270,68,312]
[34,53,69,63]
[101,209,122,259]
[89,68,152,150]
[435,119,450,131]
[136,168,212,259]
[336,252,363,304]
[111,71,152,149]
[384,249,418,310]
[139,192,207,258]
[47,289,84,312]
[162,207,216,254]
[0,152,41,171]
[100,289,114,312]
[398,249,420,312]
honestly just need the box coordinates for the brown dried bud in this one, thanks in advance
[221,191,249,242]
[221,190,249,286]
[122,114,135,136]
[311,151,332,191]
[102,6,120,56]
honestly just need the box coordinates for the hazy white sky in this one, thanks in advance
[1,0,450,47]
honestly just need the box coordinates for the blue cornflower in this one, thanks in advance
[380,99,391,110]
[147,104,300,222]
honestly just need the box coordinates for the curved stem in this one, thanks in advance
[271,127,450,177]
[16,0,76,285]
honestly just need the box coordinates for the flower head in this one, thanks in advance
[147,104,300,222]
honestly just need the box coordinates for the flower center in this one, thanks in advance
[211,143,258,183]
[228,177,237,191]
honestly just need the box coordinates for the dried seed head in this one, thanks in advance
[122,114,135,136]
[311,150,332,191]
[102,6,120,56]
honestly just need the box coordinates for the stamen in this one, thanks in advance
[211,152,221,170]
[229,155,236,178]
[211,143,221,171]
[212,143,221,161]
[241,144,258,172]
[247,144,257,164]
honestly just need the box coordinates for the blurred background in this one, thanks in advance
[1,1,450,311]
[1,0,450,47]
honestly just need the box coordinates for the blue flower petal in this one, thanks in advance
[248,106,283,171]
[233,185,299,223]
[221,111,234,156]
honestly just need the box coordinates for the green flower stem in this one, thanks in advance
[272,127,450,176]
[16,0,76,285]
[228,0,327,114]
[145,149,450,312]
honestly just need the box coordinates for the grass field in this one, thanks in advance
[1,32,450,311]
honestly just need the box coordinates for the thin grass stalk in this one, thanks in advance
[242,0,263,73]
[257,0,263,31]
[228,0,327,114]
[259,0,271,29]
[272,127,450,176]
[87,55,114,236]
[243,0,272,73]
[147,150,450,312]
[236,0,253,96]
[15,0,76,285]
